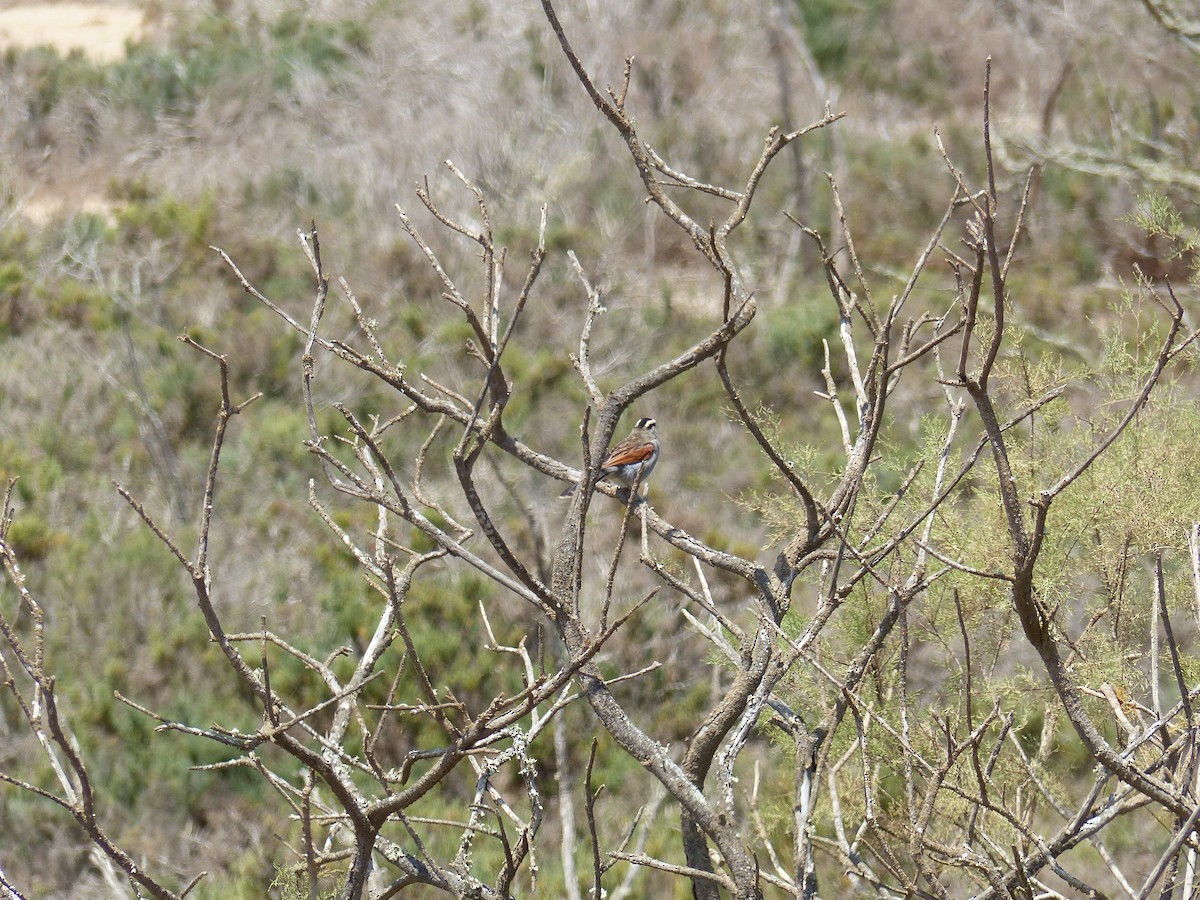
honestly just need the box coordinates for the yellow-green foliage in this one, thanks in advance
[1130,192,1200,283]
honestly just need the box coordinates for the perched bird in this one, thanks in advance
[561,417,659,497]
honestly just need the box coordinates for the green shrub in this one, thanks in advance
[0,261,28,338]
[4,45,103,120]
[38,278,117,330]
[3,513,61,560]
[792,0,891,78]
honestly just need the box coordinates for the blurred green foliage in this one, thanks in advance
[3,10,370,122]
[792,0,891,79]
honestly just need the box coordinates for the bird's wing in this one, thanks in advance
[602,442,655,468]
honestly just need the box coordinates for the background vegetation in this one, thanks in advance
[2,0,1200,897]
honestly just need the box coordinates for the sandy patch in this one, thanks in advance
[20,192,116,225]
[0,4,147,63]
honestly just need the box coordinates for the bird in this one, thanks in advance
[561,417,659,497]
